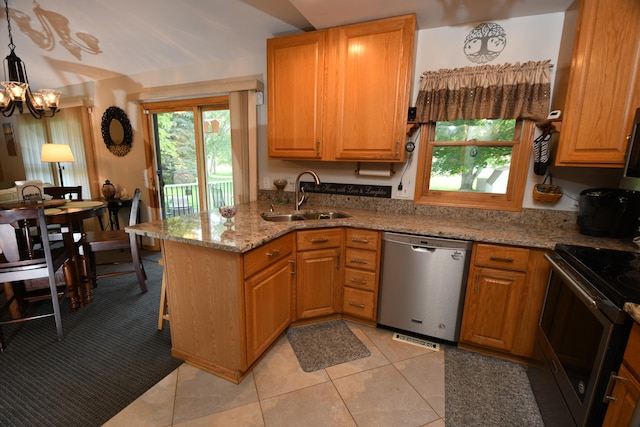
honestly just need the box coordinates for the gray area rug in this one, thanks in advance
[445,346,544,426]
[287,320,371,372]
[0,251,181,427]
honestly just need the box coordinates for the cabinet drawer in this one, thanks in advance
[343,287,375,320]
[474,243,529,272]
[297,228,343,251]
[244,233,294,279]
[345,247,378,272]
[345,228,380,250]
[344,268,377,291]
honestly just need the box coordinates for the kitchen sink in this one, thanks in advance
[260,210,350,222]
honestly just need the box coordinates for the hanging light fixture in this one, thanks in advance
[0,0,60,119]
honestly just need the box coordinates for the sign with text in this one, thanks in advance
[300,181,392,198]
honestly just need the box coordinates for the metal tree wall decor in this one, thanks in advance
[463,22,507,64]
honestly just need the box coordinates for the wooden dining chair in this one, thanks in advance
[44,186,83,200]
[83,188,147,292]
[0,206,72,351]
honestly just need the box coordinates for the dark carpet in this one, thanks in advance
[0,251,181,427]
[445,346,544,426]
[287,320,371,372]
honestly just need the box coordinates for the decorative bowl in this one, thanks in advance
[218,206,237,226]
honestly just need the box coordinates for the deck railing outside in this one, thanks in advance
[163,181,233,218]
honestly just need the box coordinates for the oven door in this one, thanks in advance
[534,254,617,427]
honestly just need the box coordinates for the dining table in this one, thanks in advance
[0,198,107,311]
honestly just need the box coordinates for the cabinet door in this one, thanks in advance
[245,258,294,365]
[331,15,415,161]
[460,266,525,352]
[296,248,342,319]
[554,0,640,167]
[603,363,640,427]
[267,31,326,159]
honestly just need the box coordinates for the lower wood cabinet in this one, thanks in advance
[295,228,343,319]
[245,255,295,366]
[342,228,381,323]
[460,243,550,360]
[603,322,640,426]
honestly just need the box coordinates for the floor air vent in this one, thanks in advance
[392,332,440,351]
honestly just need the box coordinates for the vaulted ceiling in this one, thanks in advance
[0,0,573,91]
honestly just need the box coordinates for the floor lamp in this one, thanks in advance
[41,143,75,187]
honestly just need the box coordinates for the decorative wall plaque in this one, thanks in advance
[463,22,507,64]
[300,181,392,198]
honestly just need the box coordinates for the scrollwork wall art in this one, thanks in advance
[463,22,507,64]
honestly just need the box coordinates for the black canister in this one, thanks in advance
[577,188,640,237]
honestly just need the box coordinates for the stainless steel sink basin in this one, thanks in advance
[300,211,350,220]
[261,210,350,222]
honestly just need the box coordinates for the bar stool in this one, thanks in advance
[157,257,169,330]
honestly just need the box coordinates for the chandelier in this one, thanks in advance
[0,0,60,119]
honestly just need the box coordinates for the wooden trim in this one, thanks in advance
[127,77,263,103]
[414,120,534,211]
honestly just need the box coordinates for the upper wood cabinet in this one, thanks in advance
[552,0,640,167]
[267,14,416,162]
[267,31,326,159]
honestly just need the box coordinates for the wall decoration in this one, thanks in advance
[300,181,392,198]
[101,106,133,157]
[463,22,507,64]
[3,122,16,156]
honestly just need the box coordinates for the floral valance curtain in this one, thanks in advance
[415,60,551,123]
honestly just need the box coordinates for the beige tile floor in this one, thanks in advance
[103,322,446,427]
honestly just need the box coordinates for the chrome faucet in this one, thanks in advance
[294,170,321,210]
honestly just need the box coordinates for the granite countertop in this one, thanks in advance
[126,200,639,254]
[127,200,640,323]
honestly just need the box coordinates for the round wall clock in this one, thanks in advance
[101,106,133,157]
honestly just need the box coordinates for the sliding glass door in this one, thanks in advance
[144,96,233,219]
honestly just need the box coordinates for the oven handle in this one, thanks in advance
[545,254,601,311]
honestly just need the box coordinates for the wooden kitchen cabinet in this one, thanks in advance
[162,233,295,383]
[342,228,381,324]
[244,234,296,365]
[603,322,640,426]
[552,0,640,167]
[460,243,550,360]
[267,14,416,162]
[295,229,343,319]
[267,31,326,159]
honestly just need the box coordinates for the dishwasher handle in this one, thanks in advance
[411,245,436,252]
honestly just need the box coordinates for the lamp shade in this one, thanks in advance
[41,143,75,162]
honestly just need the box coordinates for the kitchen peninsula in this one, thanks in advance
[127,200,637,383]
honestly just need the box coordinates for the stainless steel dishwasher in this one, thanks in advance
[377,232,472,343]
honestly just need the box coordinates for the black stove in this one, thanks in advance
[555,243,640,309]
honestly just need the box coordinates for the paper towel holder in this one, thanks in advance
[355,162,396,177]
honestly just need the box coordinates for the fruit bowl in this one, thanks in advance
[218,206,237,226]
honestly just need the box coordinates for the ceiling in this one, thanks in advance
[0,0,573,92]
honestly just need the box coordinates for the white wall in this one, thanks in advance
[1,11,624,212]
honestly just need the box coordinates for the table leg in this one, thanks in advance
[62,259,81,310]
[2,282,20,319]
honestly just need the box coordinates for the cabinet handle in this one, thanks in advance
[604,372,628,402]
[490,256,514,263]
[350,277,367,284]
[474,273,479,293]
[351,258,368,264]
[316,140,320,157]
[395,140,400,157]
[337,254,340,270]
[289,259,296,275]
[311,238,329,244]
[266,249,281,258]
[349,301,366,308]
[351,238,369,244]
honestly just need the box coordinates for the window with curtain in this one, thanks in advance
[17,107,91,194]
[413,60,551,211]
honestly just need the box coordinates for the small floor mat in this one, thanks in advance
[287,320,371,372]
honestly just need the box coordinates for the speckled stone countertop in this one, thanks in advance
[625,303,640,323]
[126,199,639,254]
